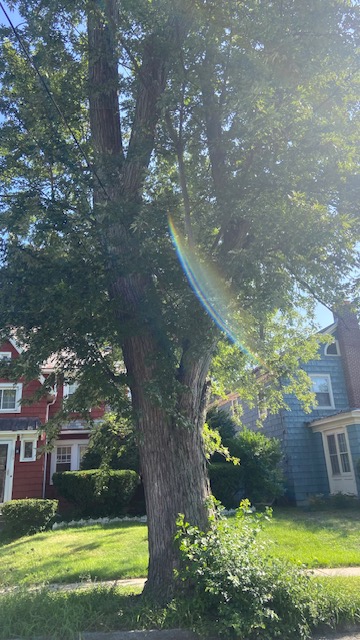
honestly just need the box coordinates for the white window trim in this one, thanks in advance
[321,428,357,485]
[310,374,335,409]
[63,382,79,400]
[324,340,340,357]
[0,352,12,360]
[0,437,16,503]
[0,383,22,413]
[50,439,88,483]
[19,436,37,462]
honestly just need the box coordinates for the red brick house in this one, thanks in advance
[0,338,104,504]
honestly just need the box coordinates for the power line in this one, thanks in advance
[0,1,111,201]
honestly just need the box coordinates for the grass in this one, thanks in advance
[0,521,148,587]
[257,507,360,567]
[0,508,360,639]
[0,577,359,640]
[1,508,360,587]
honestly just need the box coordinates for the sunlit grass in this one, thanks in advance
[0,577,359,640]
[257,508,360,568]
[0,522,148,587]
[1,508,359,589]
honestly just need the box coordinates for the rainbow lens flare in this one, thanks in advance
[168,216,261,365]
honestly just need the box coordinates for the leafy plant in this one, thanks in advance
[2,499,58,538]
[53,469,139,517]
[208,463,244,509]
[175,501,325,639]
[227,429,284,504]
[81,413,139,472]
[207,408,284,505]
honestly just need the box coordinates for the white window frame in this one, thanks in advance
[324,340,340,357]
[0,383,22,413]
[50,439,88,483]
[63,382,79,400]
[19,436,37,462]
[310,374,335,409]
[0,437,16,503]
[0,352,12,361]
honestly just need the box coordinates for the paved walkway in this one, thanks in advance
[7,565,357,594]
[1,565,358,595]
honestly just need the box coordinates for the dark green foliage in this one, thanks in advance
[209,463,244,509]
[2,499,58,538]
[81,413,139,472]
[207,408,237,443]
[53,469,139,517]
[227,429,284,504]
[175,504,326,639]
[308,493,360,510]
[207,415,284,505]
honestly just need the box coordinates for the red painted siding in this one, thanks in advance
[12,437,45,499]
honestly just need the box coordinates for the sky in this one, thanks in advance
[0,3,340,333]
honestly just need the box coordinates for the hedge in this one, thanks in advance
[209,463,244,509]
[53,468,140,517]
[2,499,58,537]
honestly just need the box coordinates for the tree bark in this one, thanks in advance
[87,0,212,602]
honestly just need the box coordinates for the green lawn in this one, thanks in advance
[0,521,148,587]
[257,507,360,568]
[0,576,359,640]
[0,508,359,588]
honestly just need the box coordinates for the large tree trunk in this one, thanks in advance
[121,318,212,601]
[87,0,212,601]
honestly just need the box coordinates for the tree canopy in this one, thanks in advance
[0,0,359,598]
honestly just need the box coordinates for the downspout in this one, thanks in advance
[42,386,57,499]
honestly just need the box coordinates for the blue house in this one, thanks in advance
[220,307,360,505]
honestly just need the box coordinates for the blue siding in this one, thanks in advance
[240,332,357,504]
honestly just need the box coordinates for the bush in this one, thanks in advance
[81,413,139,472]
[209,463,244,509]
[226,428,284,504]
[2,499,58,538]
[53,469,139,517]
[308,492,360,510]
[175,502,326,639]
[207,408,238,443]
[206,410,284,505]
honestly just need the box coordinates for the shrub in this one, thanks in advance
[209,463,244,509]
[81,413,139,472]
[206,408,238,443]
[53,469,139,517]
[308,492,360,510]
[206,410,284,505]
[2,499,58,537]
[175,502,325,639]
[226,428,284,504]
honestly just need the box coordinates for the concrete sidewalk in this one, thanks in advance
[2,565,359,595]
[80,628,360,640]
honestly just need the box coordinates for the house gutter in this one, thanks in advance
[309,409,360,433]
[42,387,57,499]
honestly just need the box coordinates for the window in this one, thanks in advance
[310,375,334,409]
[51,440,88,481]
[325,341,340,356]
[79,444,88,464]
[20,438,37,462]
[0,384,22,413]
[55,446,72,472]
[326,433,351,476]
[63,382,79,400]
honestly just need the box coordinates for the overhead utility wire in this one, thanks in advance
[0,1,111,201]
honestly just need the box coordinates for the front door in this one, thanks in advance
[323,429,358,496]
[0,441,15,503]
